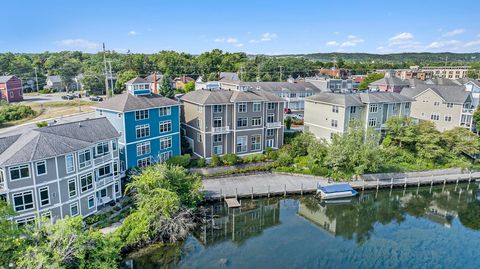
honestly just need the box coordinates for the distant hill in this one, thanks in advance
[273,52,480,64]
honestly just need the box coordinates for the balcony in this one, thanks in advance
[212,126,231,134]
[94,174,116,188]
[94,153,112,166]
[0,182,6,194]
[97,196,113,206]
[266,122,282,128]
[462,108,475,114]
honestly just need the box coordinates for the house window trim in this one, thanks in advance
[160,136,172,150]
[135,109,149,121]
[35,160,47,176]
[13,190,34,212]
[136,141,151,157]
[38,186,50,207]
[9,164,30,181]
[213,105,223,113]
[368,117,377,127]
[253,102,262,112]
[70,202,79,217]
[80,173,93,193]
[213,145,223,155]
[68,178,77,198]
[87,195,95,209]
[135,124,151,139]
[159,107,172,116]
[238,102,247,113]
[159,120,172,133]
[78,149,92,169]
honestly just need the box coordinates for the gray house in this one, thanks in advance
[0,118,121,224]
[180,89,285,159]
[45,75,65,92]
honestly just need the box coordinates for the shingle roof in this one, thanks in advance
[370,76,410,87]
[126,77,149,85]
[224,81,321,93]
[219,72,240,81]
[306,91,413,106]
[180,89,284,105]
[144,73,164,83]
[0,118,120,166]
[94,93,180,112]
[400,85,470,104]
[0,75,15,83]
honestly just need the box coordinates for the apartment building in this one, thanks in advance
[0,118,121,224]
[95,77,181,170]
[305,76,355,93]
[400,85,474,131]
[304,92,413,141]
[219,80,319,110]
[369,76,410,93]
[422,66,469,79]
[180,89,285,159]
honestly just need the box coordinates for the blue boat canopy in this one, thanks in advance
[319,183,355,193]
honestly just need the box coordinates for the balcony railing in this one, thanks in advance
[266,122,281,128]
[212,126,231,134]
[98,196,113,206]
[94,153,112,166]
[94,174,116,188]
[0,182,5,193]
[462,108,475,114]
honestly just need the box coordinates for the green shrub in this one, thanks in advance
[242,153,266,163]
[36,121,48,128]
[223,153,239,166]
[210,154,222,167]
[285,116,292,130]
[195,158,206,168]
[166,154,191,168]
[265,147,279,160]
[39,88,54,94]
[0,104,36,122]
[276,151,293,167]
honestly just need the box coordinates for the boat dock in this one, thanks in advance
[202,171,480,201]
[224,198,241,208]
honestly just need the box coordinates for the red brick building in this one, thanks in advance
[0,76,23,102]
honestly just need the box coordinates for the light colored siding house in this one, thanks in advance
[94,77,181,170]
[0,118,121,224]
[400,85,474,131]
[369,75,410,93]
[304,92,413,141]
[180,89,285,159]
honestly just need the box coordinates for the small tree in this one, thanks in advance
[358,73,384,90]
[159,74,175,98]
[222,154,239,166]
[210,154,222,167]
[183,81,195,93]
[285,116,292,130]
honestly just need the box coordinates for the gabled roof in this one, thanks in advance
[0,118,120,166]
[219,72,240,81]
[0,75,16,83]
[238,82,321,93]
[306,91,413,106]
[144,73,164,83]
[174,76,194,83]
[95,93,180,112]
[370,76,410,87]
[180,89,284,105]
[400,85,470,104]
[126,77,149,85]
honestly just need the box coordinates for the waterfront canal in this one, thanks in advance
[125,182,480,269]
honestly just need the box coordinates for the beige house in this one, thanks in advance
[304,92,413,141]
[400,85,474,131]
[180,89,285,159]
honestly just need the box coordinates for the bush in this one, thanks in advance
[36,121,48,128]
[210,154,222,167]
[166,154,191,168]
[285,116,292,130]
[242,153,266,163]
[195,158,206,168]
[39,88,54,94]
[222,153,239,166]
[276,150,293,167]
[0,104,36,123]
[265,147,279,160]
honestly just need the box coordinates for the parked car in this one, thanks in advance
[89,96,103,102]
[284,108,291,114]
[73,93,82,98]
[61,95,74,100]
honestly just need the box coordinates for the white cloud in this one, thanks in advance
[464,40,480,47]
[426,40,460,49]
[442,28,465,37]
[214,38,225,43]
[128,30,137,36]
[235,43,244,47]
[58,39,99,50]
[388,32,414,46]
[214,37,239,44]
[250,32,278,43]
[325,35,364,48]
[325,41,340,46]
[226,37,238,44]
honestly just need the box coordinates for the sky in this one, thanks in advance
[2,0,480,55]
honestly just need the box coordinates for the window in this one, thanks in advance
[160,137,172,150]
[137,157,151,167]
[9,91,13,98]
[39,187,50,206]
[96,141,109,156]
[446,103,453,108]
[237,117,248,127]
[253,102,261,112]
[213,134,222,143]
[238,102,247,113]
[113,161,119,176]
[36,161,47,176]
[159,151,172,162]
[368,118,377,127]
[392,104,399,111]
[213,117,223,128]
[350,106,356,114]
[433,101,440,106]
[251,117,262,126]
[405,102,411,109]
[78,149,92,169]
[159,107,171,116]
[213,105,222,113]
[444,115,452,122]
[196,133,202,142]
[267,103,275,110]
[65,154,75,174]
[251,135,261,151]
[136,124,150,138]
[136,142,151,156]
[159,121,172,133]
[431,113,440,121]
[80,173,93,192]
[213,145,223,155]
[267,129,275,137]
[115,182,120,193]
[369,104,378,113]
[135,109,149,120]
[70,202,79,217]
[331,119,338,127]
[98,164,111,178]
[100,189,107,197]
[9,164,30,180]
[332,105,339,113]
[13,191,34,212]
[16,216,35,226]
[88,195,95,209]
[68,178,77,198]
[266,139,274,148]
[112,140,117,151]
[267,114,275,123]
[236,136,247,153]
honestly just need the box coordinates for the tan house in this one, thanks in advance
[180,89,285,159]
[400,85,474,131]
[304,92,413,141]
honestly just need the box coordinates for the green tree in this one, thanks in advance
[159,74,175,98]
[183,81,195,93]
[0,201,22,267]
[115,69,138,93]
[358,73,384,90]
[441,127,480,156]
[285,116,292,130]
[81,70,104,95]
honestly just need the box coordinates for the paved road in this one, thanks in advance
[0,111,96,137]
[22,94,94,104]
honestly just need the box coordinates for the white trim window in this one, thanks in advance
[213,105,223,113]
[369,104,378,113]
[266,129,275,137]
[332,105,339,113]
[433,101,440,107]
[251,134,261,151]
[78,149,92,169]
[236,136,247,153]
[66,154,75,174]
[35,161,47,176]
[237,117,248,127]
[331,119,338,128]
[253,102,261,112]
[266,139,274,148]
[267,102,275,110]
[137,157,151,167]
[87,195,95,209]
[80,173,93,193]
[16,216,35,226]
[213,145,223,155]
[238,102,247,113]
[136,141,151,156]
[213,134,222,143]
[70,202,79,217]
[251,117,262,127]
[444,115,452,122]
[213,117,223,128]
[68,178,77,198]
[96,141,109,156]
[38,186,50,206]
[135,109,149,120]
[431,113,440,121]
[196,133,202,142]
[446,103,453,108]
[350,106,356,114]
[112,140,117,151]
[136,124,150,139]
[267,113,275,123]
[368,118,377,127]
[159,120,172,133]
[405,102,411,109]
[13,191,34,212]
[9,164,30,180]
[160,137,172,150]
[159,107,171,116]
[159,151,172,162]
[97,164,111,178]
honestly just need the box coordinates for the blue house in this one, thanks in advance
[95,77,181,171]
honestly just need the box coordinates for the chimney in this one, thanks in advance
[153,73,157,94]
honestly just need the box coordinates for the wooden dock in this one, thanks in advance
[225,198,241,208]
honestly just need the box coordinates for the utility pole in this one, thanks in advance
[34,67,39,92]
[240,65,244,81]
[107,60,114,96]
[103,43,109,97]
[279,66,283,81]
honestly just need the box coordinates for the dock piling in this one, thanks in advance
[235,188,238,199]
[404,177,407,188]
[251,187,254,199]
[268,185,270,198]
[390,178,393,189]
[376,178,379,190]
[284,184,286,197]
[301,184,303,196]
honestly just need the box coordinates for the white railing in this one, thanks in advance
[95,175,115,188]
[98,196,113,205]
[0,182,5,193]
[266,122,281,128]
[212,126,231,133]
[462,108,475,114]
[94,154,112,165]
